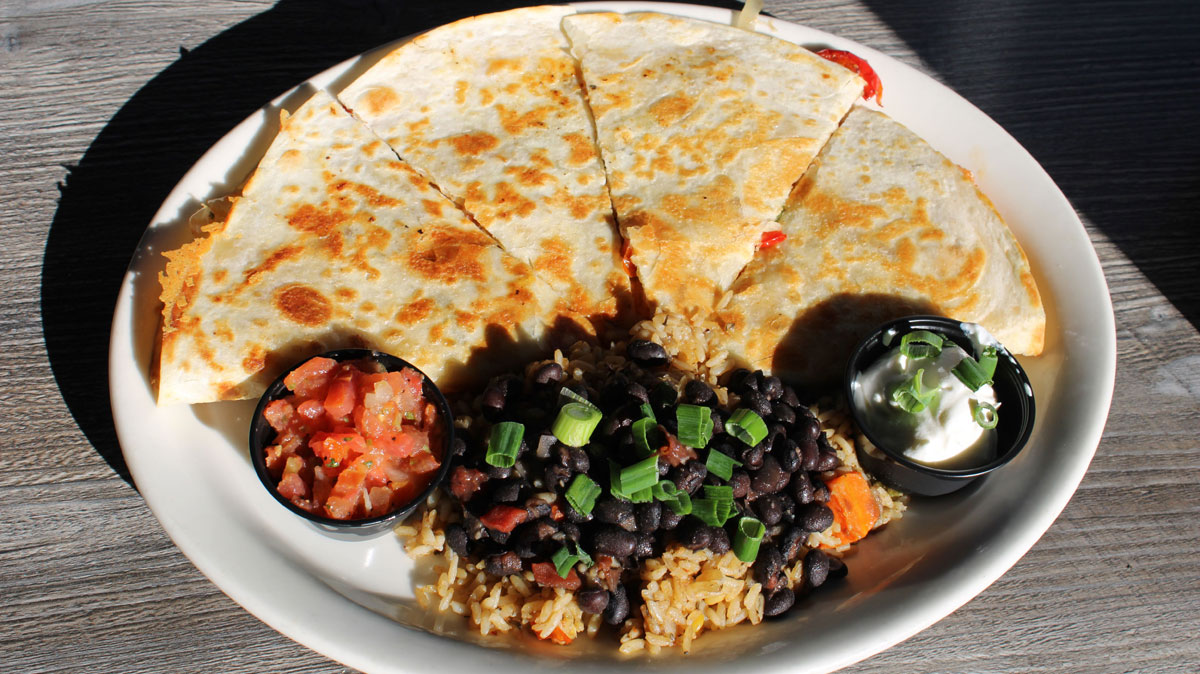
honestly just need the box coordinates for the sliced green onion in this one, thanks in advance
[624,486,654,503]
[550,545,578,578]
[485,421,524,467]
[565,474,601,515]
[703,484,734,502]
[652,479,693,515]
[726,408,768,446]
[558,386,598,412]
[733,516,766,562]
[972,400,999,429]
[890,368,939,414]
[692,485,736,526]
[705,449,741,481]
[617,454,660,495]
[639,402,656,421]
[676,404,714,449]
[899,330,944,359]
[569,540,593,568]
[552,402,602,447]
[631,417,661,458]
[953,346,999,391]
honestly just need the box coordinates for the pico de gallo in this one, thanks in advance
[260,356,444,520]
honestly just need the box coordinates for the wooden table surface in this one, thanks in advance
[4,0,1199,671]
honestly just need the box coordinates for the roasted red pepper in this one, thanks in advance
[479,504,528,533]
[531,562,582,590]
[760,230,787,250]
[815,48,883,105]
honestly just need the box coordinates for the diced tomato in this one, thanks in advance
[815,48,883,104]
[449,466,488,502]
[479,505,528,533]
[549,502,565,522]
[366,486,394,518]
[284,356,337,398]
[388,369,425,420]
[543,625,573,645]
[406,448,440,475]
[323,375,358,420]
[277,471,309,501]
[297,398,325,420]
[312,465,336,505]
[262,399,295,432]
[531,562,581,590]
[324,459,369,519]
[760,230,787,250]
[309,430,367,467]
[373,429,428,459]
[659,431,698,467]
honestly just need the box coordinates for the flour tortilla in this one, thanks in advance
[157,90,558,405]
[718,106,1045,384]
[338,6,632,327]
[562,11,864,316]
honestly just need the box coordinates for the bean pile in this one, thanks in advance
[442,340,848,625]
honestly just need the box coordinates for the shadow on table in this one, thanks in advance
[859,0,1200,330]
[40,0,743,487]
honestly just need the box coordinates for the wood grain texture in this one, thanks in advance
[2,0,1198,672]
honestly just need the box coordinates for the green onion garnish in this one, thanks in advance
[485,421,524,467]
[570,540,593,568]
[705,449,741,481]
[890,369,939,414]
[899,330,944,359]
[558,386,599,412]
[676,404,714,449]
[617,454,660,495]
[550,545,578,578]
[726,408,768,446]
[953,346,999,392]
[691,485,736,526]
[552,402,602,447]
[631,417,661,458]
[733,516,766,562]
[624,487,654,503]
[639,402,656,421]
[972,400,999,429]
[565,474,601,515]
[652,479,693,515]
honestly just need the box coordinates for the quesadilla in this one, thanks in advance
[561,11,864,315]
[718,106,1045,384]
[338,6,632,327]
[157,90,556,405]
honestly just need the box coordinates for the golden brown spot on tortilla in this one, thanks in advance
[494,182,536,219]
[363,140,382,154]
[235,245,303,292]
[335,287,357,302]
[480,89,495,106]
[406,226,490,283]
[329,180,401,208]
[534,237,573,283]
[562,133,596,166]
[217,383,242,400]
[361,301,377,313]
[287,204,346,236]
[395,296,435,325]
[454,80,468,105]
[274,284,332,326]
[448,132,499,156]
[456,311,477,330]
[212,269,227,284]
[649,94,694,127]
[421,199,445,217]
[407,118,430,134]
[242,346,266,375]
[361,87,399,116]
[429,323,444,342]
[487,58,521,74]
[496,104,553,135]
[505,164,553,188]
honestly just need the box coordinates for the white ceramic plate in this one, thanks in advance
[109,3,1116,672]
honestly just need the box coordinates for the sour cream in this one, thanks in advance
[852,342,998,469]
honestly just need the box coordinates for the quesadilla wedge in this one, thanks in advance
[561,11,864,315]
[157,90,556,405]
[338,6,632,327]
[718,106,1045,384]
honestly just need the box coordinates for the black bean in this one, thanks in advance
[532,362,564,385]
[797,503,835,532]
[604,585,630,625]
[750,455,789,496]
[650,380,678,409]
[755,494,785,526]
[828,555,848,580]
[778,527,807,563]
[564,502,594,523]
[626,382,650,404]
[771,402,796,426]
[791,472,815,504]
[657,458,672,478]
[816,450,841,473]
[739,444,764,471]
[544,464,571,491]
[463,512,487,541]
[710,408,726,435]
[727,368,754,393]
[804,549,830,588]
[753,545,785,591]
[483,463,512,480]
[593,526,637,558]
[676,521,712,550]
[490,479,522,503]
[634,532,656,558]
[762,376,783,401]
[568,448,590,474]
[445,524,469,558]
[763,588,795,617]
[774,438,801,473]
[729,470,751,499]
[533,517,560,540]
[670,461,708,495]
[636,501,662,533]
[795,416,822,443]
[812,481,831,503]
[597,415,625,440]
[486,527,511,544]
[481,384,508,420]
[560,521,581,542]
[450,436,467,459]
[781,385,801,409]
[799,438,820,471]
[595,500,638,532]
[524,497,552,520]
[627,340,669,367]
[742,390,773,419]
[707,526,731,555]
[484,551,523,577]
[578,589,610,615]
[660,508,684,530]
[684,379,715,405]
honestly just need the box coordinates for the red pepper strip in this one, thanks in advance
[531,562,582,590]
[815,48,883,105]
[621,239,636,277]
[760,230,787,250]
[479,504,528,534]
